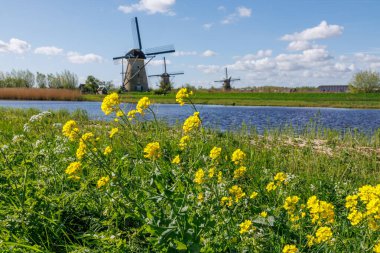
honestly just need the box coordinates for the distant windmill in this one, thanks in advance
[113,17,175,92]
[148,57,184,91]
[214,67,240,91]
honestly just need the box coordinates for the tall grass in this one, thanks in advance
[0,92,379,252]
[0,88,81,100]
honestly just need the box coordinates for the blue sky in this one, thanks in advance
[1,0,380,88]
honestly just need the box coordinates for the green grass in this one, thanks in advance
[83,91,380,108]
[0,101,380,252]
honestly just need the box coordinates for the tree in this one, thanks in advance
[83,75,101,93]
[59,70,78,89]
[36,72,47,88]
[349,70,380,93]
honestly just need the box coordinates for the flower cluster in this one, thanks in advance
[282,244,298,253]
[229,185,246,202]
[239,220,253,234]
[101,93,120,115]
[176,88,193,106]
[231,149,246,165]
[62,120,79,141]
[194,168,205,184]
[266,172,288,192]
[209,146,222,160]
[65,162,81,180]
[233,166,247,179]
[97,176,110,188]
[183,112,201,133]
[307,226,333,247]
[307,195,335,224]
[136,96,151,115]
[179,135,190,150]
[143,142,161,160]
[109,128,118,138]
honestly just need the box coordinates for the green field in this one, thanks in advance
[83,91,380,108]
[0,93,380,252]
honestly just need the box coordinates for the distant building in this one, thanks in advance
[318,85,349,93]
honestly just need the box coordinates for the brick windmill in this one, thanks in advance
[113,17,175,92]
[214,67,240,91]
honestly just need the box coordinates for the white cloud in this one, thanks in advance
[0,38,31,54]
[34,46,63,55]
[118,0,176,15]
[237,6,251,17]
[197,64,221,74]
[67,52,103,64]
[281,21,344,41]
[217,6,226,11]
[149,59,171,66]
[221,6,252,24]
[173,50,197,57]
[202,50,217,57]
[203,23,213,30]
[355,53,380,63]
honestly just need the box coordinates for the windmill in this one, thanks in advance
[214,67,240,91]
[113,17,175,92]
[148,57,184,91]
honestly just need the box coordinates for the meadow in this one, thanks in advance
[0,89,380,252]
[84,91,380,109]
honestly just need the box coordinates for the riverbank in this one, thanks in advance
[1,104,379,252]
[83,91,380,109]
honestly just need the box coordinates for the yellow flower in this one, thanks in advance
[266,181,277,192]
[282,244,298,253]
[233,166,247,179]
[183,112,201,133]
[68,175,80,180]
[81,132,94,141]
[116,110,124,117]
[76,140,86,160]
[171,155,181,164]
[260,211,268,218]
[208,167,215,178]
[221,196,233,207]
[239,220,252,234]
[315,226,332,243]
[136,96,151,115]
[65,162,81,175]
[109,128,118,138]
[101,93,120,115]
[347,209,364,226]
[103,146,112,155]
[176,88,193,106]
[374,241,380,253]
[283,196,300,213]
[231,149,246,165]
[307,235,315,247]
[274,172,287,183]
[97,176,110,188]
[307,196,335,224]
[62,120,79,141]
[229,185,246,202]
[209,146,222,160]
[197,192,204,203]
[194,168,205,184]
[250,191,258,199]
[179,135,190,150]
[217,171,223,183]
[143,142,161,160]
[127,109,138,120]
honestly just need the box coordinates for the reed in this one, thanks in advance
[0,88,81,100]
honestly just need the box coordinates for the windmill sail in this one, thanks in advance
[145,45,175,56]
[131,17,142,50]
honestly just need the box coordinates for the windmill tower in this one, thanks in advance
[113,17,175,92]
[214,67,240,91]
[148,57,184,91]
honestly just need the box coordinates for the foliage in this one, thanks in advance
[0,92,380,252]
[0,69,34,88]
[82,75,113,94]
[349,70,380,93]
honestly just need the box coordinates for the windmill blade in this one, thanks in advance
[214,80,224,83]
[148,74,162,77]
[145,45,175,56]
[113,55,127,60]
[230,78,241,81]
[168,72,184,76]
[131,17,142,50]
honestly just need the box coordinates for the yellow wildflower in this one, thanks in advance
[109,127,118,138]
[229,185,246,202]
[68,175,80,180]
[171,155,181,164]
[217,171,223,183]
[208,167,215,178]
[127,109,138,120]
[81,132,94,141]
[183,112,201,133]
[103,146,112,155]
[101,93,120,115]
[266,181,277,192]
[250,191,258,199]
[179,135,190,150]
[315,226,332,243]
[197,192,204,203]
[260,211,268,218]
[282,244,298,253]
[176,87,193,106]
[209,146,222,160]
[62,120,79,141]
[136,96,151,115]
[307,196,335,224]
[347,209,364,226]
[239,220,252,234]
[76,140,86,160]
[143,142,161,160]
[221,196,233,207]
[283,196,300,213]
[194,168,205,184]
[116,110,124,117]
[65,162,81,175]
[233,166,247,179]
[374,241,380,253]
[307,235,315,247]
[97,176,110,188]
[231,149,246,165]
[274,172,287,184]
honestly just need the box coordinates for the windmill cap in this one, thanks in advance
[126,49,146,59]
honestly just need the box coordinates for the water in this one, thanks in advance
[1,100,380,133]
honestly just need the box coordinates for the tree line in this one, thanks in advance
[0,69,78,89]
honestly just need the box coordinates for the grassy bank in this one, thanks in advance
[0,92,380,252]
[0,88,81,101]
[84,91,380,109]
